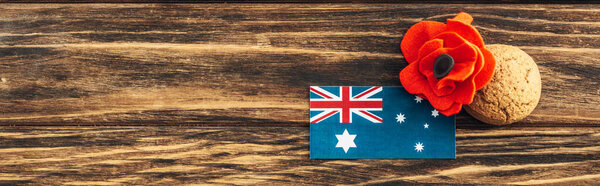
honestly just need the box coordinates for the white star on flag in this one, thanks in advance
[424,123,429,129]
[414,95,423,103]
[415,142,424,152]
[336,129,357,153]
[431,109,439,118]
[395,113,406,123]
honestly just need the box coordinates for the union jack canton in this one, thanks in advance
[310,86,383,123]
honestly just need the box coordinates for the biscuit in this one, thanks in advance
[464,44,541,125]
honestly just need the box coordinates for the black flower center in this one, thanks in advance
[433,54,454,79]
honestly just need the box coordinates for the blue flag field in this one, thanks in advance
[309,86,456,159]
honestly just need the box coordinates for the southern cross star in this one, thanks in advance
[414,142,424,152]
[336,129,357,153]
[414,95,423,103]
[431,109,439,118]
[395,113,406,123]
[424,123,429,129]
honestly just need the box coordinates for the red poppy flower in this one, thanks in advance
[399,12,495,116]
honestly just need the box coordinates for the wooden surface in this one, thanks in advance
[2,126,600,185]
[1,0,588,4]
[1,4,599,127]
[1,3,600,185]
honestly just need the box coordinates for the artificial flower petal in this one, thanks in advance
[426,70,455,97]
[433,32,469,48]
[400,62,430,95]
[446,42,478,64]
[450,12,473,25]
[446,19,485,48]
[424,88,457,111]
[474,47,496,90]
[401,21,446,64]
[442,63,473,82]
[469,43,486,82]
[436,78,456,96]
[439,102,463,116]
[417,39,444,62]
[448,75,477,104]
[400,63,455,110]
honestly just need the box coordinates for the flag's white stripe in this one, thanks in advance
[309,98,344,101]
[350,98,383,101]
[364,110,383,123]
[310,110,331,123]
[352,108,382,111]
[352,86,382,100]
[310,108,343,111]
[310,86,340,100]
[310,109,340,123]
[348,86,352,99]
[351,109,383,123]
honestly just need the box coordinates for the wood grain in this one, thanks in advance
[1,4,599,185]
[1,4,599,126]
[0,126,599,185]
[0,0,586,3]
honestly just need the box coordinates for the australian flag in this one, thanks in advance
[310,86,455,159]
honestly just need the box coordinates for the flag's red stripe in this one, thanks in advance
[311,110,338,123]
[310,87,333,99]
[342,86,350,123]
[354,86,380,99]
[359,110,383,123]
[309,101,382,108]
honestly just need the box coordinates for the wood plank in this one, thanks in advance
[1,4,599,126]
[1,126,600,185]
[0,0,585,3]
